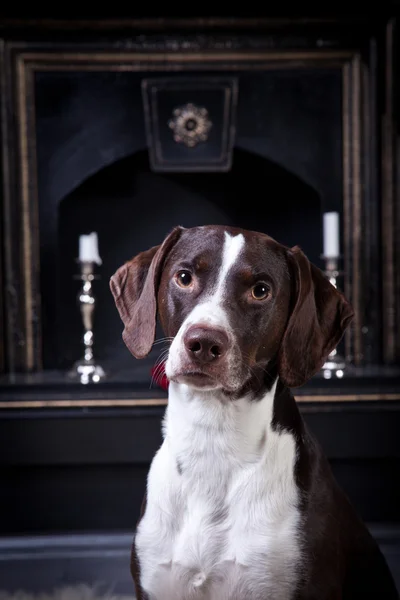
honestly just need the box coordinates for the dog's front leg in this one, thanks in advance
[130,494,149,600]
[130,533,150,600]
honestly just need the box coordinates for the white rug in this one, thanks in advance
[0,586,134,600]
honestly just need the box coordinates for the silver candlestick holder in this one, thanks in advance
[68,261,106,384]
[321,256,346,379]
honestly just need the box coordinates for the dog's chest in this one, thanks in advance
[135,394,302,600]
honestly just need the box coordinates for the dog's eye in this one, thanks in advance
[251,283,270,300]
[175,270,193,288]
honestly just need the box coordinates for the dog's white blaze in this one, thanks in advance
[135,380,302,599]
[166,232,245,385]
[214,232,245,303]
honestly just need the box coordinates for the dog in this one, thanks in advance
[111,225,398,600]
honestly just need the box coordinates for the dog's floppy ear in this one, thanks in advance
[110,226,183,359]
[278,246,354,388]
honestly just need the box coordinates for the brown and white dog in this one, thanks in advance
[111,225,398,600]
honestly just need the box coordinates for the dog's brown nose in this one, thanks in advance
[184,326,229,364]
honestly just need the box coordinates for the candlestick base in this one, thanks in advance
[321,348,346,379]
[68,360,106,385]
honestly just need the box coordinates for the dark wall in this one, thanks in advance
[0,402,399,534]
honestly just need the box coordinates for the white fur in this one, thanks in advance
[166,233,245,390]
[136,381,301,600]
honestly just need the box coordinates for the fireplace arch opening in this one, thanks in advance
[49,148,321,377]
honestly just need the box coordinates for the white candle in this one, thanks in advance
[323,212,340,258]
[79,232,102,265]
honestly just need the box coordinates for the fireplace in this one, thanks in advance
[0,14,399,545]
[0,17,399,405]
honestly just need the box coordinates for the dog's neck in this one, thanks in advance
[164,379,295,468]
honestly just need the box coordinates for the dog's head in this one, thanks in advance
[110,225,353,394]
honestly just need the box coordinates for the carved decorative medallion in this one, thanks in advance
[168,103,212,148]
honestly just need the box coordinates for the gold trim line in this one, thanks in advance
[0,394,399,409]
[17,55,34,370]
[20,51,354,64]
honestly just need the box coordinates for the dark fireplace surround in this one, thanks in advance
[1,20,399,398]
[0,17,399,536]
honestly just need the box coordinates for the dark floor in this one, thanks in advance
[0,532,134,595]
[0,527,399,595]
